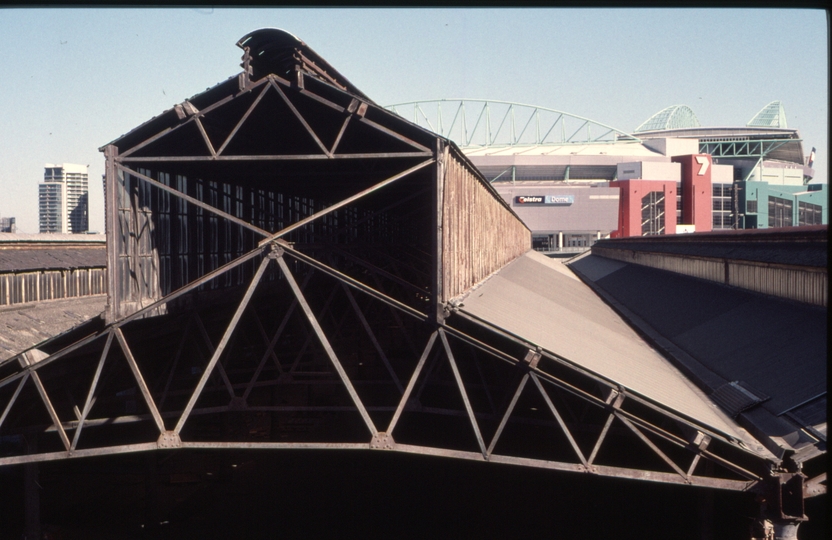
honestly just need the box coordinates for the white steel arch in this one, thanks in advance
[385,99,641,148]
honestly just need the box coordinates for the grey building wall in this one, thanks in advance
[492,184,620,233]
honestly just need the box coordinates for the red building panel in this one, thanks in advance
[672,154,712,233]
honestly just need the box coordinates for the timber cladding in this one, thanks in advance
[441,150,531,302]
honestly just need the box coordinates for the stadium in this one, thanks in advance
[386,100,826,252]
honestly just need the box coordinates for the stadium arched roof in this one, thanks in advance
[747,100,787,129]
[634,105,700,133]
[384,99,640,148]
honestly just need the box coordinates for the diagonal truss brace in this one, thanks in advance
[276,253,378,438]
[174,256,271,435]
[439,329,487,457]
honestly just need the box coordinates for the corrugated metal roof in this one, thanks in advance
[568,254,826,451]
[0,296,106,362]
[0,247,106,272]
[457,250,757,446]
[710,381,769,418]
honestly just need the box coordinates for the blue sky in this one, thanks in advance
[0,7,827,233]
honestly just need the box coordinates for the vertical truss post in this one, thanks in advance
[276,254,378,438]
[104,144,120,324]
[432,139,446,323]
[174,255,270,435]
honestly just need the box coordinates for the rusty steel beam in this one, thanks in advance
[615,411,689,481]
[329,112,352,154]
[1,331,109,391]
[118,90,243,158]
[285,281,342,375]
[115,246,265,326]
[356,116,433,154]
[588,392,625,467]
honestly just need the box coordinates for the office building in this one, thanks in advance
[39,163,89,233]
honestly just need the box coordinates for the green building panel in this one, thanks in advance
[738,181,826,229]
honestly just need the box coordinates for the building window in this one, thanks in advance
[768,196,793,228]
[798,201,823,226]
[641,191,665,236]
[747,200,757,214]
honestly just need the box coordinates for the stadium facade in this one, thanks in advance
[387,100,826,251]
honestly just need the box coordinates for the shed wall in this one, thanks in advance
[442,150,530,301]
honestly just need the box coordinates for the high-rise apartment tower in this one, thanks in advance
[39,163,89,233]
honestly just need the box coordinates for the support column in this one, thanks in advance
[557,231,563,250]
